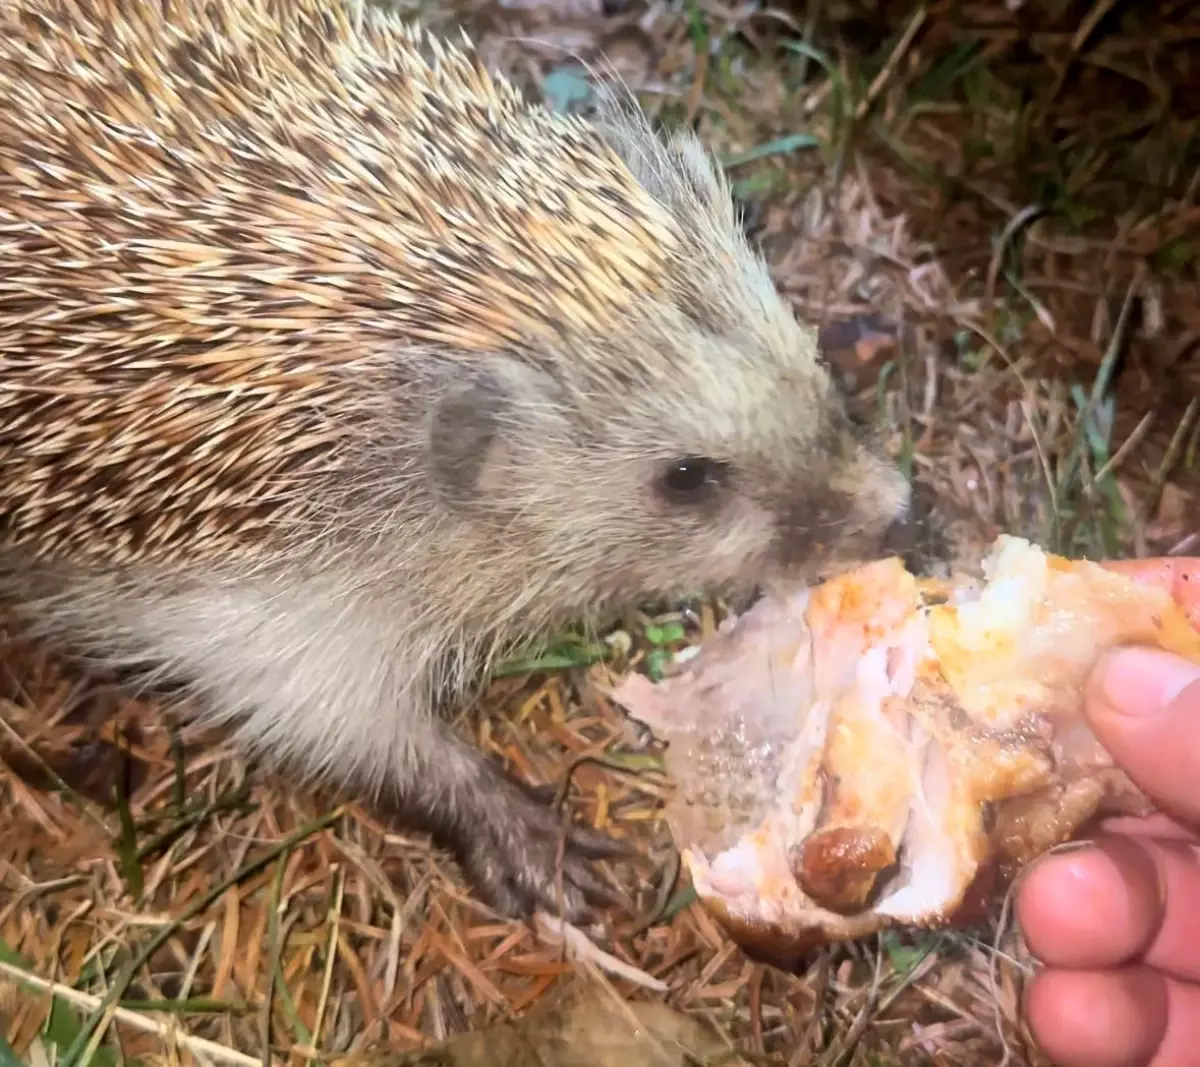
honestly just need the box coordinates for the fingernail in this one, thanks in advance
[1096,646,1200,718]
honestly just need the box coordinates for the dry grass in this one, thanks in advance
[2,1,1198,1065]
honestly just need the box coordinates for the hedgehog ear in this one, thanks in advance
[427,360,556,509]
[427,368,509,508]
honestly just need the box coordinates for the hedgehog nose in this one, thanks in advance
[880,514,915,558]
[874,463,913,554]
[879,487,945,574]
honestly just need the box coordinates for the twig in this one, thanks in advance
[985,205,1047,311]
[0,960,260,1067]
[855,5,928,121]
[1141,397,1199,525]
[59,807,345,1067]
[534,912,668,992]
[1091,408,1156,485]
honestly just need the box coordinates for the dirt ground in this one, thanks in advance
[2,1,1198,1065]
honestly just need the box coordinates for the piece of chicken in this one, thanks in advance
[612,538,1200,958]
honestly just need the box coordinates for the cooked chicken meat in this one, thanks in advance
[613,538,1200,956]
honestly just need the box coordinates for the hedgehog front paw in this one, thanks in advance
[455,770,632,922]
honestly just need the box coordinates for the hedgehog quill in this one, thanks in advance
[0,0,909,918]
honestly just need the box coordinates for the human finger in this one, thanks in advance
[1084,647,1200,825]
[1017,833,1200,982]
[1099,812,1197,841]
[1023,966,1167,1067]
[1101,557,1200,630]
[1016,835,1160,970]
[1026,965,1200,1067]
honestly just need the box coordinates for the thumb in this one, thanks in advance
[1085,647,1200,827]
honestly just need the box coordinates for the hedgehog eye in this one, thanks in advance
[657,457,728,504]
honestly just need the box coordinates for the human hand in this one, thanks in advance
[1016,558,1200,1067]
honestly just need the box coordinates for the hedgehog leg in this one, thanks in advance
[0,566,633,919]
[374,721,634,920]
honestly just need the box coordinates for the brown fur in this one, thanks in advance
[0,0,909,916]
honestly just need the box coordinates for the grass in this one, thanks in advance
[3,0,1199,1064]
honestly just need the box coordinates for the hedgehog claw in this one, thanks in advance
[452,766,631,922]
[566,823,639,861]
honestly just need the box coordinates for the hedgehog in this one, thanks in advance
[0,0,911,918]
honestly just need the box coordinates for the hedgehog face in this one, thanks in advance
[637,403,912,597]
[602,345,911,602]
[419,102,910,614]
[424,332,910,619]
[521,100,910,597]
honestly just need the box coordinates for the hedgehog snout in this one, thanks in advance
[768,449,911,580]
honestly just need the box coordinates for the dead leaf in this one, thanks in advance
[330,979,737,1067]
